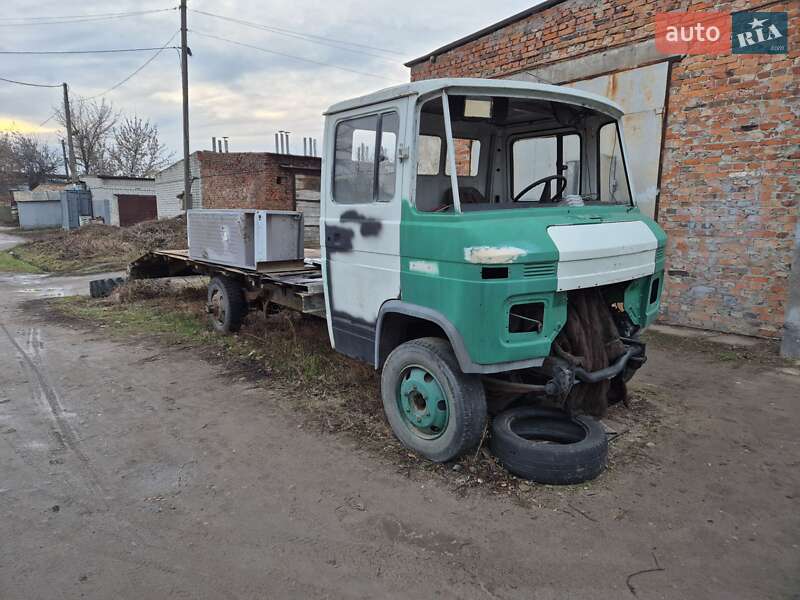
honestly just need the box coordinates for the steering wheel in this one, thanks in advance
[513,175,568,203]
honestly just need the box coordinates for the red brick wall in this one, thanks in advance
[410,0,799,338]
[199,152,321,212]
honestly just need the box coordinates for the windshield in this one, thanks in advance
[414,93,632,213]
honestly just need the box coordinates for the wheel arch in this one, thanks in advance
[375,300,546,374]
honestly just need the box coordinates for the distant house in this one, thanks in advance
[81,174,156,227]
[155,151,321,245]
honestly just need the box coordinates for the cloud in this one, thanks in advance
[1,0,538,161]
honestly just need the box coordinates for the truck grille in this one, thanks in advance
[656,246,665,261]
[522,263,557,278]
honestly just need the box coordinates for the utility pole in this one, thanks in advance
[180,0,192,210]
[62,83,77,183]
[60,139,69,179]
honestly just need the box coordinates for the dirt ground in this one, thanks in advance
[1,265,799,598]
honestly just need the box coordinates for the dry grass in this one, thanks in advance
[12,216,186,273]
[43,284,672,502]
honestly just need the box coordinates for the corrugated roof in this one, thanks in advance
[405,0,568,67]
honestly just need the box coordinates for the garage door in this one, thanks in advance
[294,173,321,247]
[117,194,157,227]
[566,62,670,218]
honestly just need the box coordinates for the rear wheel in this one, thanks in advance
[207,276,246,333]
[381,337,487,462]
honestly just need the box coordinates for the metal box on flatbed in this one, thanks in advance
[187,209,304,270]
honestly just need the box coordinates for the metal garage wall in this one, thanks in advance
[565,62,670,218]
[17,200,62,229]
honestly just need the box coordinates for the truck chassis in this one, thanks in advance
[128,249,326,326]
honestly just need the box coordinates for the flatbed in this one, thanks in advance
[128,249,326,318]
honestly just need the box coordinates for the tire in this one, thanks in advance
[89,277,126,298]
[381,337,487,463]
[207,276,246,333]
[491,406,607,484]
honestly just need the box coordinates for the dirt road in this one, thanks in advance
[1,267,798,598]
[0,226,24,251]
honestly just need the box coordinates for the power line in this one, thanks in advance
[83,30,180,100]
[0,46,180,56]
[190,30,400,82]
[33,32,179,131]
[39,112,58,128]
[0,8,175,23]
[0,76,61,88]
[189,9,402,61]
[0,10,175,27]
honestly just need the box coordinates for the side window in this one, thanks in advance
[377,112,398,202]
[444,138,480,176]
[598,122,631,205]
[333,111,399,204]
[334,115,377,204]
[417,135,441,176]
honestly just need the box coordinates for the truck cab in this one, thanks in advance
[321,78,666,462]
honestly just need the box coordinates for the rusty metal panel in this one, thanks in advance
[566,61,670,219]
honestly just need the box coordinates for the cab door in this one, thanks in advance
[321,103,405,363]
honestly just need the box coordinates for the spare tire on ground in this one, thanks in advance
[490,406,608,484]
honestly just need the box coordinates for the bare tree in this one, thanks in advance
[107,116,172,177]
[56,98,117,175]
[0,132,59,188]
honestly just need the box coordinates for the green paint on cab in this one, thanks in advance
[399,200,666,366]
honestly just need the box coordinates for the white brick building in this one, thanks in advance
[154,154,202,218]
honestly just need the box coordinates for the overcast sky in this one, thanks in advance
[1,0,537,164]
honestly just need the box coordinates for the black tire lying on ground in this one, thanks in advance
[490,406,607,484]
[89,277,126,299]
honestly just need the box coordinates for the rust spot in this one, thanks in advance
[606,72,617,97]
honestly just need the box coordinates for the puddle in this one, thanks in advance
[0,272,124,299]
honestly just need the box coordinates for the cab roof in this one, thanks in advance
[324,78,624,119]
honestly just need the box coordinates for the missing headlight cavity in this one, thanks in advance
[650,278,660,304]
[509,302,544,334]
[482,267,508,279]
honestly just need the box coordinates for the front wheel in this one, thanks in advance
[381,337,487,463]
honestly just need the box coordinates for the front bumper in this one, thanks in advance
[483,337,646,400]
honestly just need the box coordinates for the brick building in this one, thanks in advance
[407,0,799,347]
[155,151,322,244]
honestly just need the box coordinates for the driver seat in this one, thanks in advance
[443,186,485,206]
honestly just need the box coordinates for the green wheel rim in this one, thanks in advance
[397,365,449,439]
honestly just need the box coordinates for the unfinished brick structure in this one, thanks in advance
[199,152,320,212]
[407,0,799,340]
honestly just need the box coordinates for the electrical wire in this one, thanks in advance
[38,112,58,128]
[190,30,400,82]
[0,8,175,24]
[0,46,180,55]
[189,9,402,61]
[0,76,61,88]
[82,30,179,100]
[33,31,179,130]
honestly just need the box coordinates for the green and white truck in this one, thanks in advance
[127,78,666,468]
